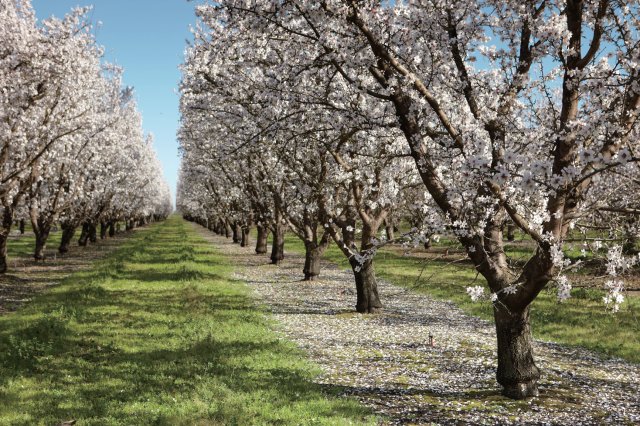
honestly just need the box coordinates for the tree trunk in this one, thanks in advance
[303,240,328,281]
[350,258,382,313]
[232,223,241,243]
[100,222,108,239]
[0,208,13,273]
[255,225,268,254]
[385,219,395,241]
[33,226,51,261]
[89,223,97,243]
[225,221,232,238]
[270,225,285,265]
[241,225,250,247]
[494,305,540,399]
[108,221,116,237]
[0,231,8,273]
[19,219,25,235]
[78,222,90,246]
[507,224,517,242]
[59,223,76,254]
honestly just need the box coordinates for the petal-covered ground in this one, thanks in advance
[198,225,640,425]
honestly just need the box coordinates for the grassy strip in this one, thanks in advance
[0,216,374,425]
[277,233,640,363]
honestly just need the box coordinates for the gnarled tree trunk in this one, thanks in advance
[108,221,116,237]
[494,305,540,399]
[19,219,25,235]
[100,222,108,239]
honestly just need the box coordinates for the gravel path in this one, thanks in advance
[195,225,640,425]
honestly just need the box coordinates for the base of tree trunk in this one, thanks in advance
[241,227,250,247]
[0,234,8,274]
[232,223,241,243]
[351,259,383,314]
[59,224,76,254]
[34,230,50,261]
[502,381,539,399]
[270,226,285,265]
[303,242,323,281]
[255,226,268,254]
[494,305,540,399]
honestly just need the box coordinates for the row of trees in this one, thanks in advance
[177,0,640,399]
[0,0,172,272]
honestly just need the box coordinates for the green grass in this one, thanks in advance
[278,233,640,364]
[0,216,375,425]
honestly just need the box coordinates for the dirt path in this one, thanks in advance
[195,224,639,426]
[0,229,140,315]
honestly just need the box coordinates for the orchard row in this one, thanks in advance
[0,0,172,271]
[177,1,640,399]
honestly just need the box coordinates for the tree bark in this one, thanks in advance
[0,208,13,273]
[255,224,268,254]
[232,222,241,243]
[494,305,540,399]
[89,222,97,243]
[33,225,51,261]
[384,219,395,241]
[303,242,322,281]
[241,225,251,247]
[78,222,90,246]
[19,219,25,235]
[350,258,382,313]
[270,224,285,265]
[100,222,108,239]
[303,239,329,281]
[108,221,116,237]
[224,220,232,238]
[59,223,76,254]
[507,224,517,242]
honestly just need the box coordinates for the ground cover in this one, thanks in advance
[0,216,374,425]
[276,232,640,363]
[222,231,639,425]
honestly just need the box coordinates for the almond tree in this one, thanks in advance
[1,0,171,267]
[193,0,640,398]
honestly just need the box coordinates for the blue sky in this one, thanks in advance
[32,0,201,205]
